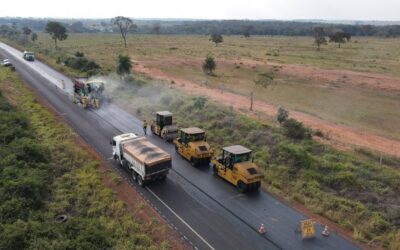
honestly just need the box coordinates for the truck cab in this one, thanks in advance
[23,51,35,61]
[173,127,213,167]
[111,133,137,162]
[211,145,263,192]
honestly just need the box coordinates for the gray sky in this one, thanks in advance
[1,0,399,20]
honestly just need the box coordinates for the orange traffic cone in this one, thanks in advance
[258,224,266,235]
[321,225,330,237]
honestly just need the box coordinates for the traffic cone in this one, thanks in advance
[321,225,330,237]
[258,223,266,235]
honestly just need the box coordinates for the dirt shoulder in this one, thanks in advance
[133,61,400,157]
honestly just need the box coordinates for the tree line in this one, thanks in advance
[1,18,400,37]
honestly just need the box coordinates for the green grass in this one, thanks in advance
[6,33,400,140]
[0,68,169,249]
[104,75,400,249]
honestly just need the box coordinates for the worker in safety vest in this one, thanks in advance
[95,98,100,109]
[143,120,148,135]
[81,95,87,109]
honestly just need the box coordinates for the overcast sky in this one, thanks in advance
[1,0,399,20]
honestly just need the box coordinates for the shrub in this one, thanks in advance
[202,54,216,75]
[282,118,312,140]
[279,142,314,170]
[314,129,324,138]
[254,71,275,87]
[193,96,207,110]
[75,51,84,57]
[64,56,100,73]
[277,106,289,124]
[116,55,132,76]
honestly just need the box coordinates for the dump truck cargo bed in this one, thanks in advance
[122,137,171,167]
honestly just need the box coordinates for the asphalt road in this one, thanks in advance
[0,42,359,250]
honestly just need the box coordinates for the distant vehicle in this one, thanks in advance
[1,59,11,66]
[23,51,35,61]
[210,145,263,192]
[173,127,213,167]
[150,111,179,141]
[1,59,15,71]
[112,133,172,186]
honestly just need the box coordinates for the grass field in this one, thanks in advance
[18,33,400,142]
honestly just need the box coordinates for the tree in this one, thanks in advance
[329,31,348,48]
[202,54,216,75]
[111,16,137,48]
[45,21,68,48]
[313,27,327,51]
[343,32,351,42]
[242,25,254,38]
[31,33,38,42]
[152,24,161,35]
[277,106,289,124]
[69,21,87,33]
[209,33,223,47]
[22,27,32,36]
[21,27,32,42]
[116,55,132,77]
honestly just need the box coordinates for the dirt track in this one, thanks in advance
[134,61,400,157]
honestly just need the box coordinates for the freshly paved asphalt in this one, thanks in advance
[0,42,359,250]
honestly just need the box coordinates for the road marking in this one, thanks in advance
[146,187,215,250]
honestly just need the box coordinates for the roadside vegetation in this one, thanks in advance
[102,75,400,249]
[0,68,173,249]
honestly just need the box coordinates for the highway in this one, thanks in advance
[0,42,359,250]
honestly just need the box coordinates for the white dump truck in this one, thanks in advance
[111,133,172,186]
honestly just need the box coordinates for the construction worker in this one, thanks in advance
[81,95,87,109]
[61,79,65,90]
[143,120,148,135]
[95,98,100,109]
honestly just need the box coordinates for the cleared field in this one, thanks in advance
[30,34,400,143]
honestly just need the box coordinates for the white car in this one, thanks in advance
[1,59,11,66]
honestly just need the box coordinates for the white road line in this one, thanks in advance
[146,187,215,250]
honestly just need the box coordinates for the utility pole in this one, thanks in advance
[250,92,253,111]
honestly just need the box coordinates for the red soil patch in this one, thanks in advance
[268,62,400,92]
[133,61,400,157]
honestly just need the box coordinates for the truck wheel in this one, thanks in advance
[174,144,178,152]
[122,160,129,169]
[213,165,218,175]
[132,172,137,181]
[190,157,197,167]
[137,175,145,187]
[237,181,248,193]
